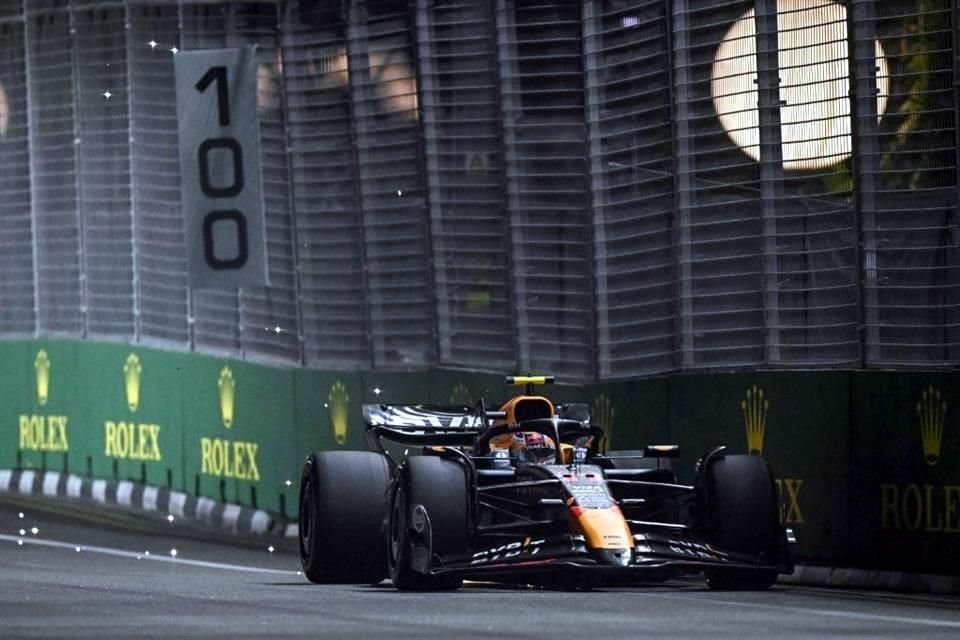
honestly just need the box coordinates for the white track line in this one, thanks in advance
[659,593,960,630]
[0,534,298,576]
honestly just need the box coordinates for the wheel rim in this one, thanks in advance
[389,486,404,571]
[300,479,313,559]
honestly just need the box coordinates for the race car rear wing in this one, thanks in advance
[362,401,597,448]
[362,403,507,446]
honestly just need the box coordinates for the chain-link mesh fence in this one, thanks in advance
[0,0,956,380]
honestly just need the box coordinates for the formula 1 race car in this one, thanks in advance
[298,376,793,590]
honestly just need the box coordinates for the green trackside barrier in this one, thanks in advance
[295,369,366,457]
[849,371,960,575]
[6,338,960,575]
[4,340,303,516]
[585,377,669,451]
[0,341,29,470]
[79,342,186,489]
[428,369,516,407]
[9,341,82,476]
[181,356,298,516]
[665,371,851,564]
[363,371,433,408]
[425,369,593,408]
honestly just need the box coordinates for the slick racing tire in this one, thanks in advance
[389,455,468,591]
[299,451,391,584]
[700,454,780,591]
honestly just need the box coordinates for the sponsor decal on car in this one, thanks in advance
[470,537,546,565]
[667,540,726,561]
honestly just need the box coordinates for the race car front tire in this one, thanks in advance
[389,455,468,591]
[299,450,391,584]
[700,454,780,591]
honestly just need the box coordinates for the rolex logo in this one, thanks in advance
[218,367,235,429]
[917,385,946,466]
[742,385,768,456]
[34,349,50,406]
[328,382,349,446]
[593,393,614,449]
[449,383,471,406]
[124,354,142,412]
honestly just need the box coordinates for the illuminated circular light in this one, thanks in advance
[0,81,8,138]
[711,0,889,171]
[170,548,178,558]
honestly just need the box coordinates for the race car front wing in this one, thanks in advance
[407,520,793,581]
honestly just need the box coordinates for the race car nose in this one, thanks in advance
[596,548,632,567]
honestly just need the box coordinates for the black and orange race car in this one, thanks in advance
[298,376,794,590]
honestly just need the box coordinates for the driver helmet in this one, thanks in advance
[509,431,557,463]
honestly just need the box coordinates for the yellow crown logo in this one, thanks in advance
[218,367,235,429]
[328,382,349,446]
[34,349,50,406]
[593,393,615,449]
[449,383,472,406]
[742,385,768,456]
[917,385,946,466]
[124,353,142,412]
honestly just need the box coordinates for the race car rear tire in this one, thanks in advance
[700,454,780,591]
[299,451,391,584]
[389,455,467,591]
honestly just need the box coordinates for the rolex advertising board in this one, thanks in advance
[180,357,296,516]
[585,378,668,451]
[426,369,592,412]
[428,369,514,408]
[12,342,83,475]
[79,343,185,488]
[0,341,28,470]
[850,372,960,574]
[6,337,960,576]
[667,372,851,563]
[362,371,433,410]
[294,370,365,458]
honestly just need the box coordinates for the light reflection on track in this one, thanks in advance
[0,533,299,575]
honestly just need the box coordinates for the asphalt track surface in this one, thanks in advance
[2,495,960,640]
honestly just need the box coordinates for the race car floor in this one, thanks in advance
[2,493,959,640]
